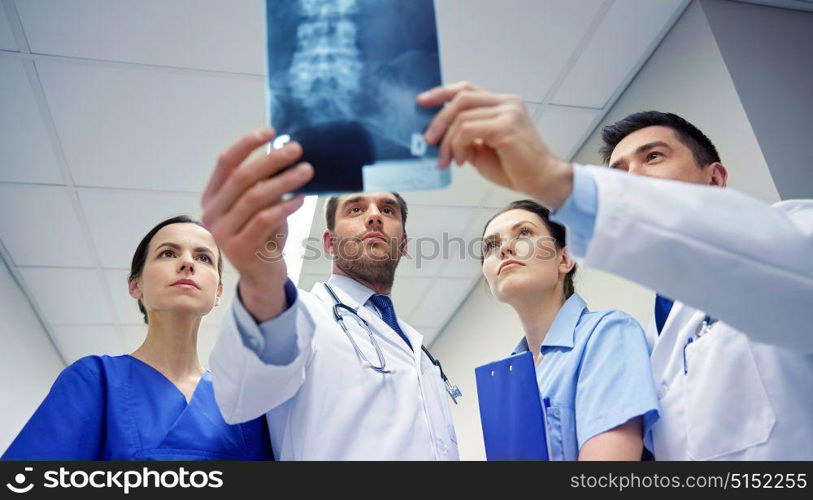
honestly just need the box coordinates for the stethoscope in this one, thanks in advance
[323,282,462,404]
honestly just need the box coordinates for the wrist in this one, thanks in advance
[238,271,288,323]
[535,159,574,210]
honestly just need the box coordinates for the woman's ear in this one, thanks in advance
[399,231,409,257]
[708,162,728,187]
[128,276,142,300]
[214,283,224,307]
[559,247,575,274]
[322,229,336,256]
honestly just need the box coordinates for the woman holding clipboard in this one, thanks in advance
[478,200,659,461]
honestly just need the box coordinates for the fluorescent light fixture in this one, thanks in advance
[283,194,317,285]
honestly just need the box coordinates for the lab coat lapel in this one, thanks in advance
[398,321,425,367]
[356,304,417,359]
[649,301,707,383]
[311,281,415,359]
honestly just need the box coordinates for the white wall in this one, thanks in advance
[701,0,813,199]
[0,256,64,453]
[575,0,780,203]
[432,0,781,461]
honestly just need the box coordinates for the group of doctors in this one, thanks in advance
[3,81,812,461]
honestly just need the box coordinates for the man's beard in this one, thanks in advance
[333,235,402,289]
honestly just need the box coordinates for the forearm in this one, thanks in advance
[239,271,289,323]
[554,165,813,352]
[210,283,315,423]
[578,418,643,461]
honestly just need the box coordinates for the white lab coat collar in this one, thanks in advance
[324,274,376,309]
[315,274,424,362]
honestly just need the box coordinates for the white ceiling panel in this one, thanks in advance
[534,105,602,159]
[398,205,481,277]
[15,0,265,74]
[391,276,434,319]
[482,184,523,209]
[478,101,600,208]
[50,325,125,364]
[36,59,265,192]
[79,189,201,269]
[409,277,477,329]
[0,4,17,51]
[19,267,113,324]
[551,0,688,108]
[403,165,493,207]
[0,57,64,184]
[438,208,496,278]
[436,0,605,101]
[0,185,95,267]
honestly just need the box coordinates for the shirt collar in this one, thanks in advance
[326,274,381,309]
[512,293,588,354]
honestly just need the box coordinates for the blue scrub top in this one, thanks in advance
[2,355,273,461]
[513,294,659,461]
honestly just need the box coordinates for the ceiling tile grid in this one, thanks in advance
[0,57,64,184]
[15,0,266,74]
[36,59,266,193]
[551,0,690,108]
[0,0,688,362]
[0,4,18,51]
[78,188,204,269]
[18,267,114,325]
[435,0,607,101]
[0,184,95,267]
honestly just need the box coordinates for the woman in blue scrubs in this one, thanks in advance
[480,200,658,460]
[2,216,272,461]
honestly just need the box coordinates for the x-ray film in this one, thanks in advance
[266,0,450,194]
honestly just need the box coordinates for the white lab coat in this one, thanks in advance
[209,275,459,460]
[578,166,813,460]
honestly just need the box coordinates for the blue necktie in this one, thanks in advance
[368,294,413,350]
[654,294,674,335]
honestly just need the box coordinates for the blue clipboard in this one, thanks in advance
[475,351,550,461]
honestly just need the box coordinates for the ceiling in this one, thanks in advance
[0,0,691,365]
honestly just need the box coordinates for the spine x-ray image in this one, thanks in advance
[266,0,450,194]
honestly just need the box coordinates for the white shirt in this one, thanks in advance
[209,274,459,460]
[553,165,813,460]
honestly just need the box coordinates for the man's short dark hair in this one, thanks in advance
[324,193,408,231]
[599,111,721,168]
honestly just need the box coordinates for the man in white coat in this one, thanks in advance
[418,82,813,460]
[200,130,458,460]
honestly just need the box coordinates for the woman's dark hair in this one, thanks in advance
[128,215,223,324]
[481,200,576,299]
